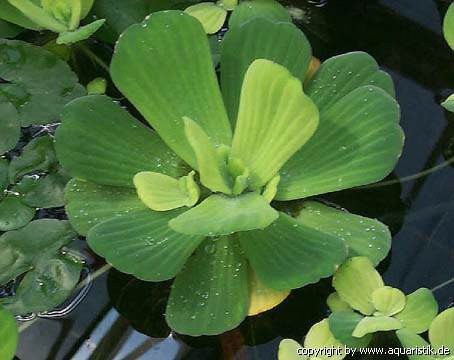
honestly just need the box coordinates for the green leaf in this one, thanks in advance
[169,192,277,236]
[221,18,311,126]
[238,212,347,291]
[0,219,76,285]
[86,77,107,95]
[0,158,8,197]
[110,11,232,169]
[228,0,291,29]
[0,195,35,231]
[217,0,237,11]
[441,94,454,112]
[327,292,351,312]
[395,288,438,334]
[332,257,384,315]
[0,306,18,360]
[56,18,105,44]
[184,2,227,34]
[18,172,69,208]
[396,329,434,360]
[277,85,404,200]
[304,319,345,360]
[444,3,454,51]
[56,95,183,187]
[328,310,372,348]
[165,237,249,336]
[306,52,395,110]
[184,116,232,194]
[88,209,204,281]
[0,39,85,126]
[371,286,406,317]
[296,201,391,266]
[65,179,147,236]
[278,339,304,360]
[0,18,23,39]
[0,0,40,29]
[133,171,199,211]
[429,308,454,355]
[8,135,57,183]
[230,58,318,189]
[352,316,402,337]
[2,256,82,315]
[0,101,20,155]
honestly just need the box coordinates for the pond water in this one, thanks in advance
[15,0,454,359]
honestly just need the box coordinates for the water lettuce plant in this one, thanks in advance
[0,306,18,360]
[278,257,453,360]
[0,0,105,44]
[55,11,404,335]
[0,219,83,315]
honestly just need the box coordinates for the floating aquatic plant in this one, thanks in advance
[0,0,105,44]
[0,306,18,360]
[278,257,452,360]
[55,11,404,335]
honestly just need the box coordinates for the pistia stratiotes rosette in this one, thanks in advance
[55,11,404,335]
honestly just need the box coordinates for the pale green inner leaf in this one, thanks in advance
[304,319,345,360]
[371,286,406,317]
[327,292,351,312]
[278,339,304,360]
[429,308,454,354]
[0,306,18,360]
[396,329,434,360]
[444,3,454,51]
[184,2,227,34]
[352,316,402,338]
[56,18,106,44]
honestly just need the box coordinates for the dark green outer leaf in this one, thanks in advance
[0,1,40,29]
[328,311,372,348]
[166,237,249,336]
[0,158,8,196]
[19,171,69,208]
[238,212,347,291]
[220,18,311,126]
[228,0,291,29]
[88,209,204,281]
[56,95,184,187]
[110,11,232,169]
[0,306,18,360]
[0,195,35,231]
[0,101,20,155]
[0,19,24,38]
[0,39,85,125]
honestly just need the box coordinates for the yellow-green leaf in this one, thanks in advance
[371,286,406,316]
[352,316,402,337]
[429,308,454,355]
[184,2,227,34]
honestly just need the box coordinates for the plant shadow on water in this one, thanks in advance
[14,1,454,359]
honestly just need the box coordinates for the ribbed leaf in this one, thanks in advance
[352,316,402,337]
[444,3,454,51]
[65,179,147,236]
[429,308,454,354]
[0,1,40,29]
[395,288,438,334]
[327,292,351,312]
[296,201,391,266]
[0,306,18,360]
[169,192,278,236]
[133,171,199,211]
[239,212,347,291]
[396,329,434,360]
[19,172,69,209]
[166,237,249,336]
[441,94,454,112]
[306,52,395,111]
[56,95,183,187]
[185,2,227,34]
[278,339,304,360]
[0,195,35,231]
[56,19,106,44]
[371,286,406,316]
[332,257,384,315]
[304,319,344,360]
[184,117,232,194]
[0,159,7,197]
[231,59,318,189]
[248,269,289,316]
[0,102,20,155]
[88,209,204,281]
[221,18,311,126]
[277,86,404,200]
[228,0,291,29]
[329,310,372,348]
[111,11,232,168]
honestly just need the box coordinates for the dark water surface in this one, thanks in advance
[16,1,454,359]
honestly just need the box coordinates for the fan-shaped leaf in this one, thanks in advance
[328,310,372,348]
[184,2,227,34]
[429,308,454,355]
[277,86,404,200]
[88,209,204,281]
[221,18,311,126]
[0,102,20,155]
[0,195,35,231]
[111,11,232,169]
[296,201,391,266]
[228,0,291,29]
[332,257,384,315]
[231,59,318,189]
[396,329,433,360]
[395,288,438,334]
[441,94,454,112]
[327,292,351,312]
[278,339,304,360]
[444,3,454,51]
[169,192,278,236]
[56,95,183,187]
[166,237,249,336]
[304,319,345,360]
[0,1,39,29]
[352,316,402,337]
[65,179,147,236]
[372,286,406,317]
[0,306,18,360]
[239,212,347,291]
